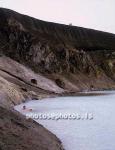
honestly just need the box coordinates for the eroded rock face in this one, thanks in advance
[0,76,24,107]
[0,8,115,92]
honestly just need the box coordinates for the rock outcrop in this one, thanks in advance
[0,8,115,93]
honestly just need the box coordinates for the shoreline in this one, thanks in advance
[15,92,115,150]
[14,90,115,149]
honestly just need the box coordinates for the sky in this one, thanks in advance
[0,0,115,34]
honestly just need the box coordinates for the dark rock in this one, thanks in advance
[31,79,37,85]
[55,79,65,88]
[21,87,28,92]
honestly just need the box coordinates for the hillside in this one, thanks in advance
[0,8,115,94]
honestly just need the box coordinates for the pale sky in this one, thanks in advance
[0,0,115,33]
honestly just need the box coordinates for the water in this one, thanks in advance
[15,91,115,150]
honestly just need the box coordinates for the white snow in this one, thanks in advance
[15,91,115,150]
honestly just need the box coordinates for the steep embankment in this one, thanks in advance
[0,7,115,94]
[0,106,64,150]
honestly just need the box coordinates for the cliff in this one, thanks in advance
[0,8,115,93]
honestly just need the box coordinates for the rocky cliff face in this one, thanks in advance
[0,8,115,93]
